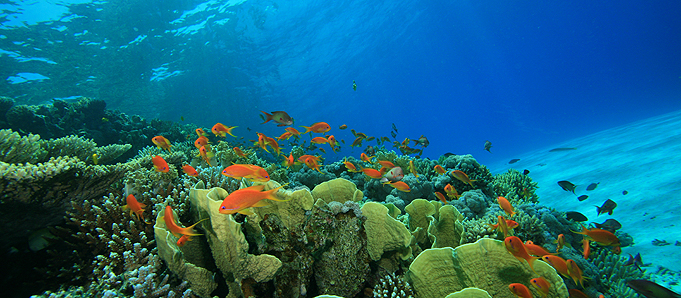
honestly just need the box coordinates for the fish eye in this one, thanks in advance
[220,206,226,209]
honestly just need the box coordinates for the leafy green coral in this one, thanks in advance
[492,168,539,203]
[592,248,646,297]
[0,129,46,163]
[362,202,413,261]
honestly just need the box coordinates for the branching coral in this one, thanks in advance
[0,128,47,163]
[491,168,539,203]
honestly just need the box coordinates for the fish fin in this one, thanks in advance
[238,208,255,216]
[252,200,270,207]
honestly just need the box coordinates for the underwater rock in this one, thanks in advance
[406,238,568,298]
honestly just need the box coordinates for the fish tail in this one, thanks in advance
[183,218,209,236]
[260,111,272,123]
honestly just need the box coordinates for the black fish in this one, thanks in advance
[586,182,600,191]
[390,131,396,138]
[566,211,588,222]
[443,152,455,157]
[627,279,680,298]
[392,123,398,132]
[557,180,577,194]
[508,158,520,164]
[523,169,530,175]
[624,253,644,272]
[549,147,577,152]
[623,190,628,195]
[596,199,617,216]
[484,140,492,153]
[577,195,588,201]
[593,218,622,233]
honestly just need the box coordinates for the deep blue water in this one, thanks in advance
[1,0,680,165]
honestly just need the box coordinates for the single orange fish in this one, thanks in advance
[386,181,410,192]
[266,136,283,155]
[433,165,446,175]
[285,127,302,136]
[311,136,329,144]
[488,215,511,238]
[530,277,550,297]
[339,124,347,130]
[152,155,170,172]
[162,206,205,238]
[572,224,620,247]
[376,160,395,169]
[504,236,539,273]
[219,184,290,215]
[177,234,192,247]
[450,170,476,187]
[360,152,374,163]
[194,136,209,149]
[497,196,516,217]
[195,128,208,137]
[361,167,383,179]
[199,145,214,166]
[221,164,270,182]
[351,136,363,147]
[152,136,172,152]
[581,237,591,259]
[554,234,566,252]
[408,160,419,177]
[566,259,586,288]
[300,122,331,134]
[123,194,149,223]
[434,191,448,204]
[444,183,461,199]
[282,152,295,168]
[260,110,294,126]
[524,240,555,257]
[277,131,293,141]
[342,158,359,172]
[233,147,248,158]
[508,283,533,298]
[327,135,338,152]
[212,123,237,137]
[567,289,590,298]
[182,164,199,176]
[541,255,570,278]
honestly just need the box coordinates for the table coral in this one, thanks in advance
[311,177,364,204]
[428,205,466,249]
[362,202,413,261]
[406,238,568,298]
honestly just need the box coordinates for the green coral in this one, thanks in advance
[361,202,413,261]
[428,205,466,249]
[406,238,569,298]
[592,248,646,297]
[311,178,364,204]
[445,288,492,298]
[0,129,46,163]
[492,169,539,203]
[405,199,436,232]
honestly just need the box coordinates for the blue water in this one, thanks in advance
[1,0,680,166]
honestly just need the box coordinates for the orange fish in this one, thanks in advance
[497,196,516,217]
[163,206,206,238]
[177,235,192,247]
[504,236,539,273]
[194,136,210,149]
[152,136,172,152]
[572,224,620,247]
[195,128,208,137]
[211,123,237,137]
[376,160,395,169]
[408,160,419,177]
[327,135,338,152]
[524,240,555,257]
[488,215,511,238]
[298,155,322,173]
[123,194,148,223]
[282,152,295,168]
[351,136,363,147]
[386,181,411,192]
[554,234,566,252]
[541,255,570,278]
[199,145,214,166]
[342,157,360,172]
[566,259,586,288]
[152,155,170,172]
[530,277,550,297]
[260,111,294,126]
[182,164,199,176]
[233,147,248,158]
[219,184,290,215]
[433,165,446,175]
[311,136,329,144]
[301,122,331,134]
[339,124,347,130]
[581,237,591,259]
[361,167,383,179]
[221,164,270,182]
[444,184,461,199]
[360,152,374,163]
[508,283,534,298]
[277,131,293,141]
[285,127,302,136]
[434,192,448,204]
[450,170,476,187]
[567,289,590,298]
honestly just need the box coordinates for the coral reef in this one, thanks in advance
[491,168,539,203]
[373,273,414,298]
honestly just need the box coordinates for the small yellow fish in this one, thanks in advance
[101,117,109,122]
[92,153,99,165]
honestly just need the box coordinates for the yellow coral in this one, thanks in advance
[361,202,413,261]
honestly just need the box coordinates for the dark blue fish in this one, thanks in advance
[627,279,680,298]
[508,158,520,164]
[577,195,588,201]
[558,180,577,194]
[549,147,577,152]
[566,211,588,222]
[523,169,530,175]
[596,199,617,216]
[586,182,600,191]
[593,218,622,233]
